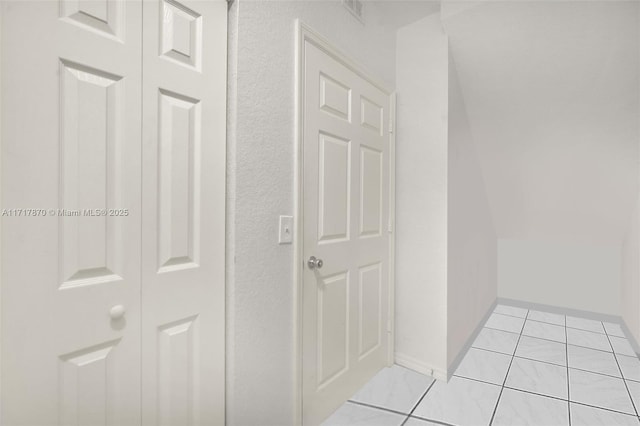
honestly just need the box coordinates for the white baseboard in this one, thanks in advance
[446,299,498,380]
[620,319,640,357]
[499,297,640,358]
[395,352,448,382]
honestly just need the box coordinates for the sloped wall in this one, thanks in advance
[447,54,497,368]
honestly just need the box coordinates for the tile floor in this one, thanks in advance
[323,304,640,426]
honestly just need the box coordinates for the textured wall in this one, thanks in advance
[226,1,396,424]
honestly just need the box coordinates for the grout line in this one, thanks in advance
[486,322,634,343]
[569,400,640,418]
[451,375,501,387]
[565,325,607,335]
[468,346,516,357]
[467,345,626,379]
[408,414,456,426]
[566,366,624,381]
[565,312,571,425]
[346,400,409,417]
[483,326,620,356]
[604,322,640,417]
[484,325,566,347]
[526,317,567,327]
[399,379,436,425]
[504,385,569,403]
[491,310,529,320]
[489,309,529,425]
[611,352,640,361]
[483,326,522,336]
[450,374,640,418]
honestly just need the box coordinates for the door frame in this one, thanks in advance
[293,20,396,424]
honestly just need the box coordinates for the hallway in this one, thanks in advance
[324,304,640,426]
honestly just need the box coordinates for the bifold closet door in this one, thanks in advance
[1,1,143,424]
[141,0,227,425]
[1,0,226,424]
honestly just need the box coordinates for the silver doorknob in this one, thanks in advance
[110,304,126,320]
[308,256,323,270]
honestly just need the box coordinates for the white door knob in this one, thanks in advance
[110,304,126,320]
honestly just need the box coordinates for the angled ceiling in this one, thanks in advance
[368,0,441,29]
[441,0,639,244]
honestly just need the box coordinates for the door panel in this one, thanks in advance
[142,0,226,424]
[1,1,142,424]
[302,40,391,425]
[318,132,351,243]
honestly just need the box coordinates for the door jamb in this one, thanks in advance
[293,20,396,425]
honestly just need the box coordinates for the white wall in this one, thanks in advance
[443,1,639,323]
[395,14,449,379]
[226,1,397,424]
[621,3,640,343]
[447,54,497,367]
[442,1,639,246]
[622,200,640,343]
[498,239,621,316]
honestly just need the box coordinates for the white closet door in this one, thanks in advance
[1,1,143,424]
[141,0,227,424]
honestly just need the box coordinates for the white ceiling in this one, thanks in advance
[441,1,639,244]
[367,0,441,29]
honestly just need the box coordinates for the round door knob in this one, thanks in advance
[308,256,324,270]
[110,304,126,320]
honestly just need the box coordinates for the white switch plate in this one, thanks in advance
[279,215,294,244]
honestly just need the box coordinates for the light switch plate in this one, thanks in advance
[279,215,294,244]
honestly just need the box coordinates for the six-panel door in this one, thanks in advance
[302,40,391,425]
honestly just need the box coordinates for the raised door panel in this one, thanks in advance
[157,89,201,272]
[142,1,226,424]
[60,60,124,287]
[319,73,351,122]
[59,340,121,426]
[157,316,199,425]
[358,263,382,359]
[360,96,383,136]
[59,0,123,40]
[318,132,351,243]
[317,272,350,388]
[359,146,383,238]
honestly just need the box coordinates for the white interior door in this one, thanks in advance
[302,37,392,425]
[1,1,143,424]
[1,0,226,424]
[141,0,227,424]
